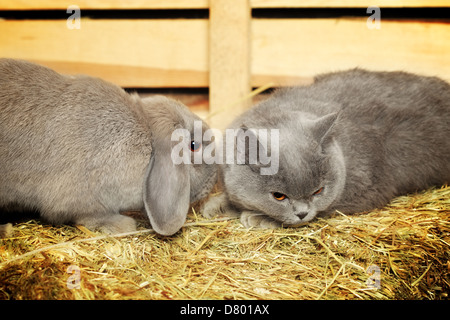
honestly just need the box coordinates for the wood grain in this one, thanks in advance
[251,0,450,8]
[0,0,209,10]
[0,19,209,87]
[251,18,450,85]
[1,0,446,9]
[209,0,251,129]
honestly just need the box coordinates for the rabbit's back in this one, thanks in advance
[0,59,152,221]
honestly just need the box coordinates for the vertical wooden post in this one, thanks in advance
[209,0,251,129]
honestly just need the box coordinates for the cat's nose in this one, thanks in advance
[296,212,308,220]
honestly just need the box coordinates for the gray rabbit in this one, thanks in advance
[203,69,450,228]
[0,59,217,236]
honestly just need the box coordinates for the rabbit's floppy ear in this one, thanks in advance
[143,136,190,236]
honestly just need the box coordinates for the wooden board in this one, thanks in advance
[0,19,209,87]
[1,0,447,9]
[0,0,209,10]
[209,0,251,129]
[251,0,450,8]
[251,18,450,85]
[1,18,448,88]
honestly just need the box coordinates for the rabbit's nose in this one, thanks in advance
[296,212,308,220]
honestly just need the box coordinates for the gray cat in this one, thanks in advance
[203,69,450,228]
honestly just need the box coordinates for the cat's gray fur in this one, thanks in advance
[203,69,450,228]
[0,59,217,236]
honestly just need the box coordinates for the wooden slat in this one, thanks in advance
[251,0,450,8]
[209,0,251,129]
[251,18,450,85]
[0,0,209,10]
[1,0,448,9]
[0,19,208,87]
[1,18,448,89]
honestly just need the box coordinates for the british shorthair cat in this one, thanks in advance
[202,69,450,228]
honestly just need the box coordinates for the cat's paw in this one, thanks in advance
[240,211,282,229]
[201,193,239,219]
[201,194,223,218]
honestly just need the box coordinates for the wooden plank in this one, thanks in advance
[209,0,251,129]
[1,18,448,88]
[251,0,450,8]
[0,19,208,87]
[0,0,209,10]
[2,0,448,9]
[251,18,450,85]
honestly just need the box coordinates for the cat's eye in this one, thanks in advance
[272,192,287,201]
[312,187,324,196]
[190,140,202,152]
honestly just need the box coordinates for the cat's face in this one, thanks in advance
[224,113,346,225]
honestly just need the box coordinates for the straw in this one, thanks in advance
[1,185,448,300]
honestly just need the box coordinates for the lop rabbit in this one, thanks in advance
[0,59,217,236]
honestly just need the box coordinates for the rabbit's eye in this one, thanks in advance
[272,192,287,201]
[190,140,202,152]
[312,187,324,196]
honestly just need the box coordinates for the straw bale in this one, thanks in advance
[0,185,448,300]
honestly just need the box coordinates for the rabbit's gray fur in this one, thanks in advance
[0,59,217,236]
[203,69,450,228]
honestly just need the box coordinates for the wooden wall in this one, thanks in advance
[0,1,449,128]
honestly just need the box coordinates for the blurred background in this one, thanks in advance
[0,0,449,129]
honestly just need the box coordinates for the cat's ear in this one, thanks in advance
[309,112,338,144]
[235,126,272,173]
[236,126,259,166]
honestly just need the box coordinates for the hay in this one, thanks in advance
[0,185,449,300]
